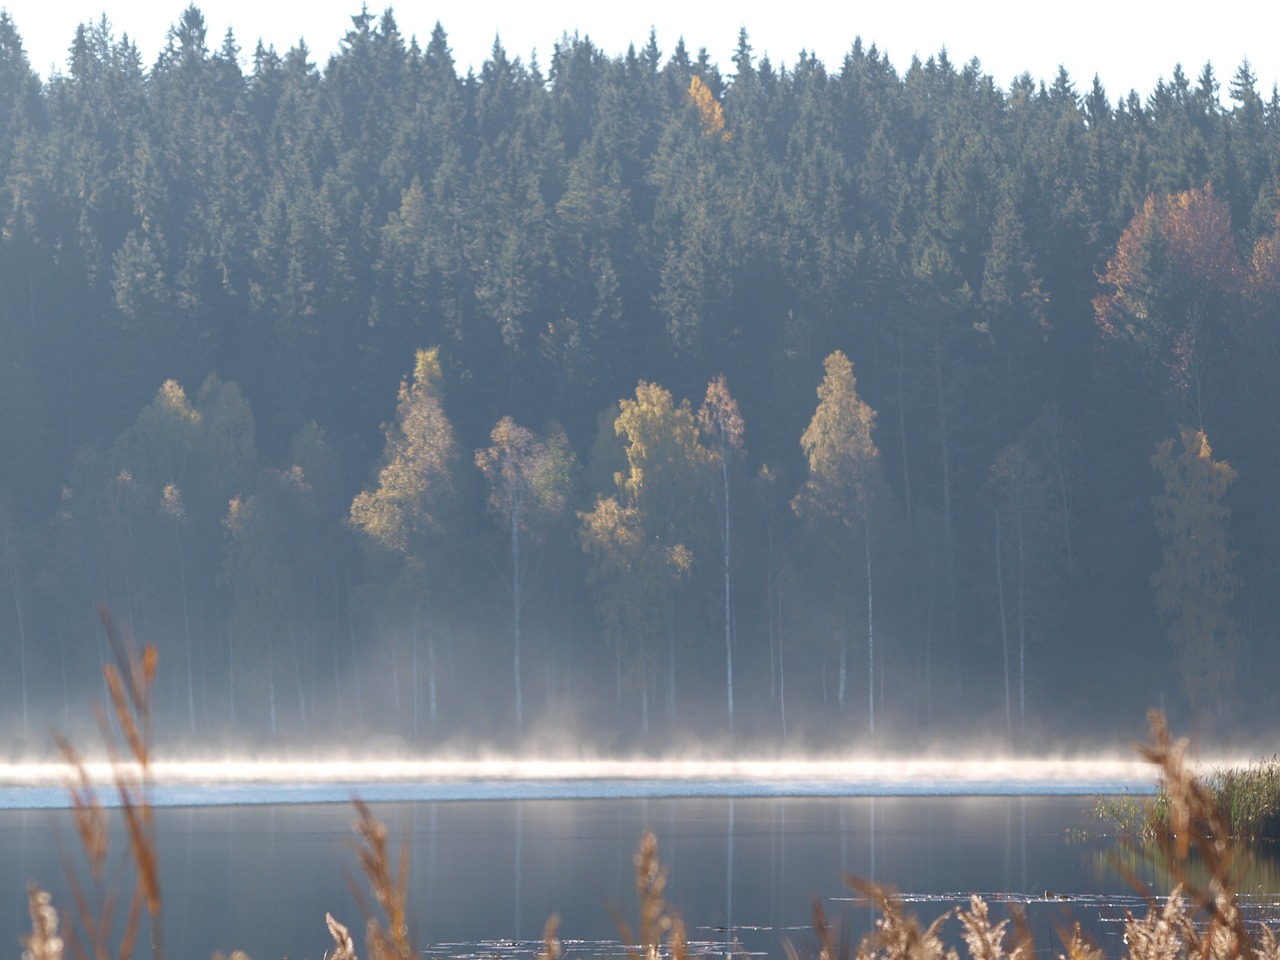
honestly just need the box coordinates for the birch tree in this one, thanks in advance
[475,417,574,737]
[697,375,744,734]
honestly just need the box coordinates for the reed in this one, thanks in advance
[1206,760,1280,840]
[345,796,414,960]
[43,607,162,960]
[1099,744,1280,842]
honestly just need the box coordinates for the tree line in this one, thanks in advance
[1,4,1279,748]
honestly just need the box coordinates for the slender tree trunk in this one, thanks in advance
[667,623,676,723]
[896,328,913,528]
[838,642,847,707]
[294,652,306,725]
[268,651,277,736]
[173,520,196,734]
[427,624,438,730]
[995,511,1012,736]
[412,593,421,738]
[2,522,28,732]
[865,524,875,736]
[720,448,734,734]
[228,623,236,727]
[778,591,787,739]
[1015,502,1027,726]
[641,666,650,737]
[1047,407,1074,577]
[933,327,959,654]
[346,570,362,721]
[924,595,933,735]
[511,503,523,737]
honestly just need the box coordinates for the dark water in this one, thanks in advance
[0,795,1211,960]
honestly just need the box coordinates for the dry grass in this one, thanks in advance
[344,797,414,960]
[610,829,690,960]
[48,607,162,960]
[28,618,1280,960]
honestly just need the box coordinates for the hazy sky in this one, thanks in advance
[2,0,1277,103]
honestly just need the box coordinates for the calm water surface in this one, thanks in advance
[0,795,1199,960]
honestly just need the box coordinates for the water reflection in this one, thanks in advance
[1090,837,1280,903]
[2,795,1246,960]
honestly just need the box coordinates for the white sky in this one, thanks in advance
[2,0,1278,103]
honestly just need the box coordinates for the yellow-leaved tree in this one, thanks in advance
[350,347,457,734]
[580,381,703,734]
[793,351,885,735]
[688,75,729,142]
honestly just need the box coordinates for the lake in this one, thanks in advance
[0,790,1186,960]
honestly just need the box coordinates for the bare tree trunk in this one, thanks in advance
[1015,501,1027,726]
[995,511,1012,736]
[1046,406,1075,577]
[720,449,734,734]
[268,652,277,736]
[347,570,363,722]
[173,520,196,734]
[896,328,913,528]
[933,327,959,656]
[667,624,676,723]
[427,623,438,730]
[641,666,650,737]
[512,505,524,737]
[228,624,236,727]
[1,521,28,732]
[838,642,847,707]
[865,525,875,736]
[778,591,787,739]
[412,593,420,738]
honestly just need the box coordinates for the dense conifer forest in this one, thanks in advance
[1,4,1278,751]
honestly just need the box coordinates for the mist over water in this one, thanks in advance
[0,755,1175,809]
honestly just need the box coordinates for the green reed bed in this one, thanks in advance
[1099,756,1280,841]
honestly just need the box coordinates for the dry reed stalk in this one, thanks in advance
[956,896,1033,960]
[611,831,688,960]
[324,913,358,960]
[48,608,163,960]
[345,797,414,960]
[808,896,846,960]
[1058,922,1104,960]
[538,913,563,960]
[635,829,667,958]
[1125,709,1253,960]
[23,884,65,960]
[845,877,955,960]
[1253,925,1280,960]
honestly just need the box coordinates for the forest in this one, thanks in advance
[1,4,1278,752]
